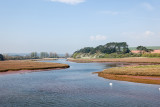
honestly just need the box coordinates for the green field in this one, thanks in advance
[129,46,160,50]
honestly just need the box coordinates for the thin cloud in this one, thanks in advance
[142,2,154,11]
[50,0,85,5]
[99,11,120,15]
[90,35,107,41]
[122,30,155,38]
[144,30,154,36]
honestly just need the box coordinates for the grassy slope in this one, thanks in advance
[0,60,69,72]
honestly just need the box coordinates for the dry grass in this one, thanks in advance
[102,65,160,76]
[29,58,58,61]
[98,73,160,84]
[97,65,160,84]
[68,57,160,63]
[0,60,69,72]
[68,58,160,84]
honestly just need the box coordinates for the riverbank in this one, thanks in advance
[28,58,58,61]
[69,58,160,84]
[0,60,69,73]
[68,57,160,63]
[97,65,160,84]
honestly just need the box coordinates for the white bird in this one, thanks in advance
[159,88,160,91]
[109,83,113,86]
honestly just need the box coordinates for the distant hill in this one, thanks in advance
[129,46,160,50]
[3,53,30,56]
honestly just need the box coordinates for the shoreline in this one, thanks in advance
[69,58,160,84]
[68,57,160,64]
[97,73,160,85]
[0,68,66,75]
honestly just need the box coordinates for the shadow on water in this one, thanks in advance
[0,59,160,107]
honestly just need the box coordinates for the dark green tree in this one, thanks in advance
[73,42,130,55]
[136,46,147,54]
[0,54,4,61]
[146,49,154,53]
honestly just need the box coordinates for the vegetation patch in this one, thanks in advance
[97,65,160,84]
[102,65,160,76]
[0,60,69,72]
[98,73,160,84]
[72,42,130,59]
[68,57,160,63]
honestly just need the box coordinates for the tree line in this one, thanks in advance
[30,52,60,59]
[0,52,70,60]
[74,42,130,55]
[72,42,160,58]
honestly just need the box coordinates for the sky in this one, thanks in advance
[0,0,160,54]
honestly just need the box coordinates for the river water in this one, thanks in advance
[0,59,160,107]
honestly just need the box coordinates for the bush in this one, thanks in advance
[0,54,4,61]
[141,53,160,58]
[102,53,140,58]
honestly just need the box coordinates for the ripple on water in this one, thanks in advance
[0,59,160,107]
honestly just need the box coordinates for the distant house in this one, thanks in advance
[131,50,139,54]
[131,50,160,54]
[151,50,160,53]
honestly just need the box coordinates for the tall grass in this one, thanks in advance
[0,60,69,72]
[102,65,160,76]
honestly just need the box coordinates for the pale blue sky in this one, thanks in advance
[0,0,160,54]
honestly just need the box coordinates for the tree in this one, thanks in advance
[73,42,130,55]
[53,53,59,58]
[137,46,144,54]
[0,54,4,61]
[30,52,38,59]
[40,52,49,58]
[49,52,54,58]
[146,49,154,53]
[136,46,149,54]
[65,53,70,58]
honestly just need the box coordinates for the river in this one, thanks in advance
[0,59,160,107]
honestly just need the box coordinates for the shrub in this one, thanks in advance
[0,54,4,61]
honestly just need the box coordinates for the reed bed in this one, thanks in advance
[98,73,160,84]
[0,60,69,72]
[102,65,160,76]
